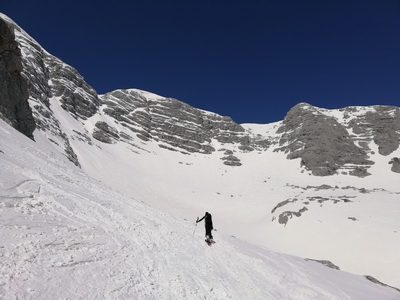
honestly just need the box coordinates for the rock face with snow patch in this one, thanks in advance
[345,105,400,156]
[0,14,100,166]
[276,103,374,176]
[275,103,400,176]
[100,89,263,157]
[47,59,99,119]
[0,18,35,138]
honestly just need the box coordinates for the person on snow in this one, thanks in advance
[197,212,213,241]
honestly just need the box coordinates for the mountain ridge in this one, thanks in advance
[2,12,399,177]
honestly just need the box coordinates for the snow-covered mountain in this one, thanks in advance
[2,113,399,299]
[0,13,399,298]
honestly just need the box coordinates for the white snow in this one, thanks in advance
[41,92,399,291]
[1,120,399,299]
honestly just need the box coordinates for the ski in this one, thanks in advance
[205,239,216,246]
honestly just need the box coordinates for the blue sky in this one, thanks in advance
[2,0,400,124]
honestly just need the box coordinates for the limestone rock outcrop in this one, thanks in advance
[276,103,374,176]
[0,18,35,138]
[100,89,250,155]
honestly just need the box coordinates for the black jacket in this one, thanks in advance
[198,212,213,230]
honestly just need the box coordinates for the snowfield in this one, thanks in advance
[62,100,400,290]
[1,120,399,299]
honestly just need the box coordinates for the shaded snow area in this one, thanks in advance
[1,124,399,299]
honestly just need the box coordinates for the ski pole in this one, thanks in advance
[193,217,199,236]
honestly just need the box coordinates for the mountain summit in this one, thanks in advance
[0,13,399,297]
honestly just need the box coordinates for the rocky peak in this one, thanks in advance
[276,103,374,176]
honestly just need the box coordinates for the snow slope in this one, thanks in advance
[1,120,399,299]
[50,95,400,289]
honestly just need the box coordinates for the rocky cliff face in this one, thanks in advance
[276,103,374,176]
[0,18,35,138]
[99,89,257,155]
[1,14,100,166]
[345,105,400,156]
[93,89,276,167]
[276,103,400,176]
[97,89,278,166]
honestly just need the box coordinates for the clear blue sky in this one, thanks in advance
[2,0,400,124]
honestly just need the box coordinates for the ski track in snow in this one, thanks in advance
[1,120,399,299]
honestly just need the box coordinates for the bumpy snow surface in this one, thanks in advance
[1,122,399,299]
